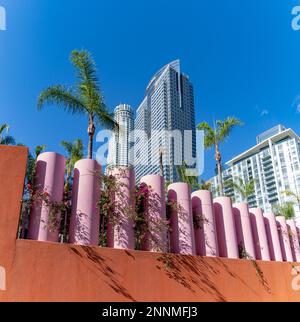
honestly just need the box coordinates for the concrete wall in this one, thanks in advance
[0,146,300,302]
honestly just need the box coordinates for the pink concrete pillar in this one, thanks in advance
[276,216,293,262]
[107,167,135,250]
[168,183,195,255]
[69,159,101,246]
[192,190,218,257]
[287,219,300,262]
[233,203,256,259]
[213,197,239,259]
[28,152,66,242]
[264,212,283,262]
[140,175,167,252]
[249,208,270,261]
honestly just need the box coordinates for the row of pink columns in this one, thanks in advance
[28,153,300,263]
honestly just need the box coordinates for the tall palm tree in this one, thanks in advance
[61,139,84,190]
[228,177,256,203]
[0,123,15,145]
[198,117,242,195]
[38,50,116,159]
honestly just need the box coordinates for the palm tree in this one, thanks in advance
[198,179,212,191]
[26,145,47,185]
[283,190,300,204]
[177,161,200,191]
[272,202,295,220]
[228,177,256,203]
[198,117,242,195]
[0,123,15,145]
[61,139,84,190]
[159,148,164,177]
[19,144,46,239]
[38,50,116,159]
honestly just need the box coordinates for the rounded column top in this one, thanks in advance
[37,151,65,162]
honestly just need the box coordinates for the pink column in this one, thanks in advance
[107,167,135,250]
[168,183,195,255]
[276,216,293,262]
[69,159,101,246]
[287,219,300,262]
[249,208,270,261]
[213,197,239,259]
[233,203,256,259]
[192,190,218,257]
[264,212,283,262]
[140,175,166,252]
[28,152,66,242]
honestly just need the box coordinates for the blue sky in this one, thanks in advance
[1,0,300,179]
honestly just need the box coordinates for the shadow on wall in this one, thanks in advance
[69,246,137,302]
[156,253,272,302]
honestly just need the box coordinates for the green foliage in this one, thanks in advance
[38,49,116,159]
[61,139,84,188]
[227,177,256,202]
[272,202,295,220]
[0,123,15,145]
[283,190,300,204]
[197,117,243,149]
[197,117,243,195]
[26,145,46,185]
[177,161,200,191]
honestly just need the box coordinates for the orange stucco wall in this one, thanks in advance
[0,146,300,302]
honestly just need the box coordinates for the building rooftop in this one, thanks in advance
[256,124,286,144]
[146,59,180,92]
[226,127,300,166]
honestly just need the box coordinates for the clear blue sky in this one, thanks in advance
[1,0,300,179]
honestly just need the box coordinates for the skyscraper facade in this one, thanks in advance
[210,125,300,219]
[107,104,134,167]
[134,60,196,184]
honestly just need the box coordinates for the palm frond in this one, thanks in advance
[197,121,216,149]
[0,135,15,145]
[61,141,73,155]
[0,123,9,135]
[273,202,295,220]
[70,50,98,90]
[35,145,46,158]
[217,117,243,143]
[283,190,300,203]
[37,85,87,114]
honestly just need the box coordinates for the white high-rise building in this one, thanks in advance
[107,104,134,167]
[134,60,196,184]
[210,125,300,220]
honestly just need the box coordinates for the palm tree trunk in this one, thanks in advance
[87,116,95,159]
[159,149,164,177]
[215,144,224,196]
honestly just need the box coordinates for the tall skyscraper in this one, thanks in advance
[210,125,300,219]
[134,60,196,184]
[107,104,134,167]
